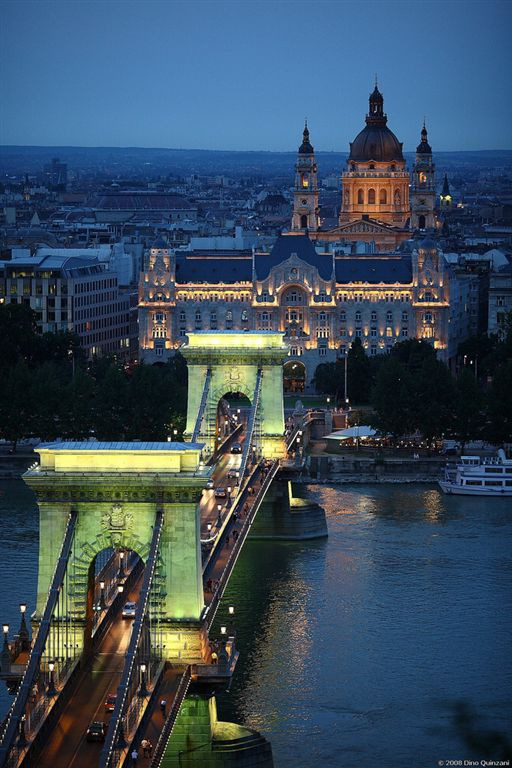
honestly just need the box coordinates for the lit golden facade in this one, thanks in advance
[339,85,410,228]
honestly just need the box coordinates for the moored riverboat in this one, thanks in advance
[439,449,512,496]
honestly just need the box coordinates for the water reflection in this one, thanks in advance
[216,483,512,768]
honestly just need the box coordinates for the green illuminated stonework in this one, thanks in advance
[162,694,273,768]
[24,443,210,663]
[182,332,287,458]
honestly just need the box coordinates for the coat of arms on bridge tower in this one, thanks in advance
[228,367,241,383]
[102,504,133,533]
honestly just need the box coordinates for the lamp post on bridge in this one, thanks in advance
[216,504,223,528]
[19,603,30,652]
[17,714,27,748]
[118,550,126,580]
[99,582,106,611]
[138,663,149,697]
[47,661,56,697]
[1,624,10,675]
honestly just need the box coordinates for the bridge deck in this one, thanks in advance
[36,577,142,768]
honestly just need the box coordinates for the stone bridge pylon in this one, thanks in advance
[182,331,288,459]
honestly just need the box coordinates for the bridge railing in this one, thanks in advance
[149,666,192,768]
[0,509,78,768]
[191,367,212,442]
[202,459,279,630]
[237,368,263,480]
[99,509,164,768]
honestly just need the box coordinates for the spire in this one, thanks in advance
[442,173,450,197]
[366,81,386,126]
[416,121,432,154]
[298,120,314,154]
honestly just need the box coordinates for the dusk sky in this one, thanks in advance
[1,0,511,152]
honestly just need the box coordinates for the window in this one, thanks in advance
[386,327,392,337]
[370,328,377,337]
[355,310,361,322]
[241,310,248,322]
[226,310,233,321]
[317,328,330,338]
[386,311,392,322]
[379,189,387,204]
[497,296,505,307]
[424,312,433,324]
[371,311,377,322]
[355,329,362,338]
[179,311,186,322]
[357,189,364,205]
[155,312,165,324]
[319,344,327,357]
[402,311,408,322]
[401,328,408,337]
[368,188,376,204]
[370,345,377,356]
[319,312,327,325]
[340,310,346,321]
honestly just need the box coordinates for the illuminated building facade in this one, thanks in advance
[411,124,436,230]
[291,122,320,232]
[139,233,462,388]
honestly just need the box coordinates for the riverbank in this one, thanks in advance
[306,452,447,484]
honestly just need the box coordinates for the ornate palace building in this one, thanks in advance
[138,232,470,390]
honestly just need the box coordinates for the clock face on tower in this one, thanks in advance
[301,199,307,206]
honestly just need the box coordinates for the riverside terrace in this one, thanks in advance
[0,332,327,768]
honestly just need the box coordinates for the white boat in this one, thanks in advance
[439,449,512,496]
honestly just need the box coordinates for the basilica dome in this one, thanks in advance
[349,124,403,163]
[348,84,404,164]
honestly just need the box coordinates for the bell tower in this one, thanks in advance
[411,122,436,230]
[292,121,319,231]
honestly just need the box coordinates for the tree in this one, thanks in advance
[453,369,484,448]
[313,360,345,400]
[485,360,512,445]
[413,356,456,442]
[347,339,372,404]
[370,355,415,437]
[0,360,36,448]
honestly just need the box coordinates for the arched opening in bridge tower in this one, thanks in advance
[83,547,143,656]
[216,392,251,448]
[283,360,306,394]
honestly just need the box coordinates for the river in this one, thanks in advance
[1,480,511,767]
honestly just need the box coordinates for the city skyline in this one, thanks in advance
[1,0,511,152]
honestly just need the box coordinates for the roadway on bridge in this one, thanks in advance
[36,578,142,768]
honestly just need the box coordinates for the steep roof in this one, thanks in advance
[335,255,412,284]
[255,234,333,281]
[175,254,252,284]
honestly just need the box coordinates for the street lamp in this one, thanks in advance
[207,523,212,535]
[47,661,56,696]
[19,603,30,652]
[220,626,227,636]
[2,624,9,649]
[99,582,106,610]
[228,606,234,616]
[117,585,124,596]
[118,550,126,579]
[138,663,148,697]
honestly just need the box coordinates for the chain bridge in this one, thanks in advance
[0,332,327,768]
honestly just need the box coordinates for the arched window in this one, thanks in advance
[357,189,364,205]
[394,189,401,207]
[300,214,308,228]
[369,163,375,170]
[418,215,426,229]
[226,310,232,321]
[368,189,376,204]
[379,189,387,204]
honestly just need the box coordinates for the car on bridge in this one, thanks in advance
[214,487,227,498]
[86,721,106,742]
[104,693,117,712]
[205,479,215,490]
[226,470,239,480]
[230,443,242,454]
[122,601,137,619]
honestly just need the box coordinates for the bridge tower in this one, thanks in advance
[25,442,210,666]
[182,331,288,459]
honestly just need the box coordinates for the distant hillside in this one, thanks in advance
[1,145,511,179]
